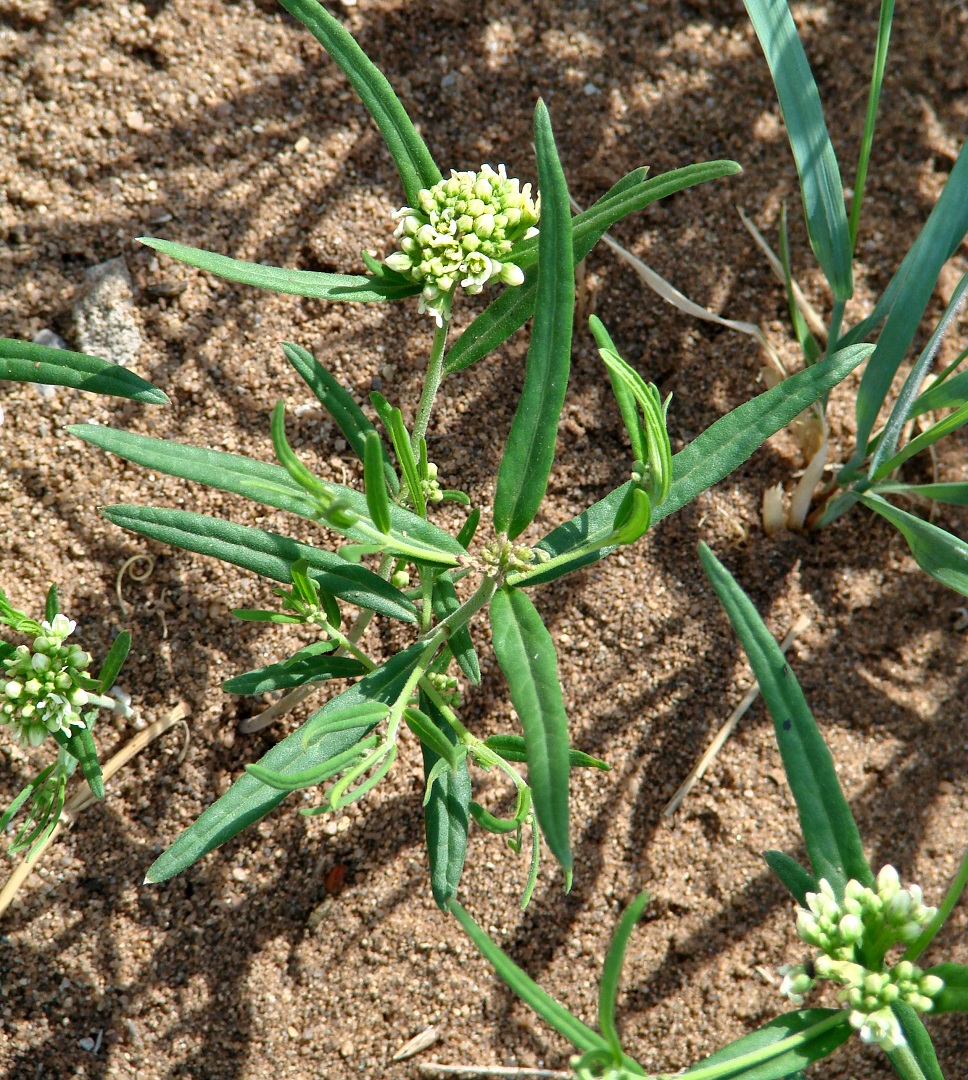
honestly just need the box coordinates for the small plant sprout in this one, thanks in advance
[0,584,132,859]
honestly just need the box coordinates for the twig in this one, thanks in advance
[115,554,154,616]
[418,1066,571,1079]
[0,702,190,917]
[662,616,811,818]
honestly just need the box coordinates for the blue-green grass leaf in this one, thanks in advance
[493,101,574,540]
[744,0,852,299]
[872,401,968,482]
[910,365,968,417]
[873,481,968,507]
[489,587,572,881]
[699,543,872,896]
[0,337,168,404]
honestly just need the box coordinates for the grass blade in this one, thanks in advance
[145,644,424,882]
[873,482,968,507]
[525,344,872,586]
[909,364,968,417]
[744,0,852,300]
[872,401,968,482]
[699,543,872,896]
[489,586,572,882]
[493,100,574,540]
[0,337,168,404]
[860,492,968,597]
[276,0,441,204]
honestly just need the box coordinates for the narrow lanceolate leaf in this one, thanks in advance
[282,342,398,494]
[137,238,421,302]
[699,544,872,897]
[100,505,418,622]
[493,100,574,540]
[420,692,471,910]
[598,892,650,1062]
[842,136,968,461]
[483,734,609,771]
[524,344,872,586]
[97,630,131,693]
[431,575,481,685]
[886,1005,944,1080]
[873,481,968,507]
[744,0,852,300]
[924,963,968,1014]
[363,430,392,533]
[71,425,463,566]
[686,1009,850,1078]
[860,493,968,597]
[276,0,441,205]
[763,850,818,907]
[909,365,968,417]
[58,727,104,800]
[222,646,366,695]
[444,159,741,374]
[145,644,424,883]
[872,401,968,482]
[489,587,572,880]
[0,337,168,404]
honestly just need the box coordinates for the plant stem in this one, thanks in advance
[889,1040,930,1080]
[412,316,450,451]
[904,842,968,963]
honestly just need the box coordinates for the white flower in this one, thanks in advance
[851,1006,905,1051]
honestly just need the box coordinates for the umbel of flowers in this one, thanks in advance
[385,164,539,325]
[780,865,944,1051]
[1,614,93,747]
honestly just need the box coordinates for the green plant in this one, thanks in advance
[0,584,132,859]
[451,544,968,1078]
[64,0,872,909]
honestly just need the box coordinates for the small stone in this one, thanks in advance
[584,82,601,95]
[287,1026,299,1039]
[73,257,144,369]
[79,1037,95,1052]
[124,109,148,132]
[32,328,68,351]
[294,136,311,154]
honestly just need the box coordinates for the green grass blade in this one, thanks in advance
[872,400,968,482]
[493,101,574,540]
[848,0,895,252]
[420,691,471,910]
[873,481,968,507]
[744,0,852,300]
[444,160,740,374]
[222,647,366,695]
[97,630,130,694]
[100,505,417,622]
[71,425,463,565]
[699,543,872,896]
[886,1005,944,1080]
[598,892,650,1061]
[0,337,168,404]
[763,850,818,907]
[778,206,822,364]
[431,575,481,685]
[138,238,419,302]
[860,493,968,597]
[910,365,968,417]
[843,138,968,461]
[145,644,424,882]
[276,0,440,205]
[282,342,398,494]
[524,344,872,586]
[489,586,572,881]
[448,901,615,1059]
[869,269,968,477]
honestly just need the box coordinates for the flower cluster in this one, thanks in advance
[779,866,943,1052]
[401,461,444,508]
[425,670,461,709]
[1,614,93,748]
[385,164,539,325]
[481,537,551,575]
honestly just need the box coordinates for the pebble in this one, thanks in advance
[73,257,144,369]
[294,136,311,154]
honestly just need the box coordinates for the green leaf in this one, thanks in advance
[282,342,398,494]
[744,0,852,300]
[57,726,104,800]
[222,645,366,695]
[492,101,574,540]
[71,425,463,566]
[363,430,392,533]
[872,401,968,482]
[456,508,481,550]
[763,850,817,907]
[420,691,471,910]
[276,0,441,206]
[0,337,168,404]
[43,584,58,624]
[483,734,609,771]
[373,396,425,517]
[0,765,56,834]
[444,160,741,374]
[144,644,424,882]
[489,587,572,881]
[873,481,968,507]
[686,1009,850,1079]
[405,705,459,772]
[910,365,968,417]
[778,206,822,364]
[431,575,481,686]
[137,238,421,302]
[886,1005,944,1080]
[842,136,968,460]
[599,892,650,1062]
[100,505,418,622]
[525,344,872,586]
[97,630,131,693]
[861,492,968,597]
[924,963,968,1014]
[699,543,872,896]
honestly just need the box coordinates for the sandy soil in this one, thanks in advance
[1,1,968,1077]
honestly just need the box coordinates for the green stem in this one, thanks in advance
[657,1012,849,1080]
[424,574,497,646]
[505,533,619,587]
[889,1039,930,1080]
[312,617,375,670]
[904,842,968,964]
[411,315,450,451]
